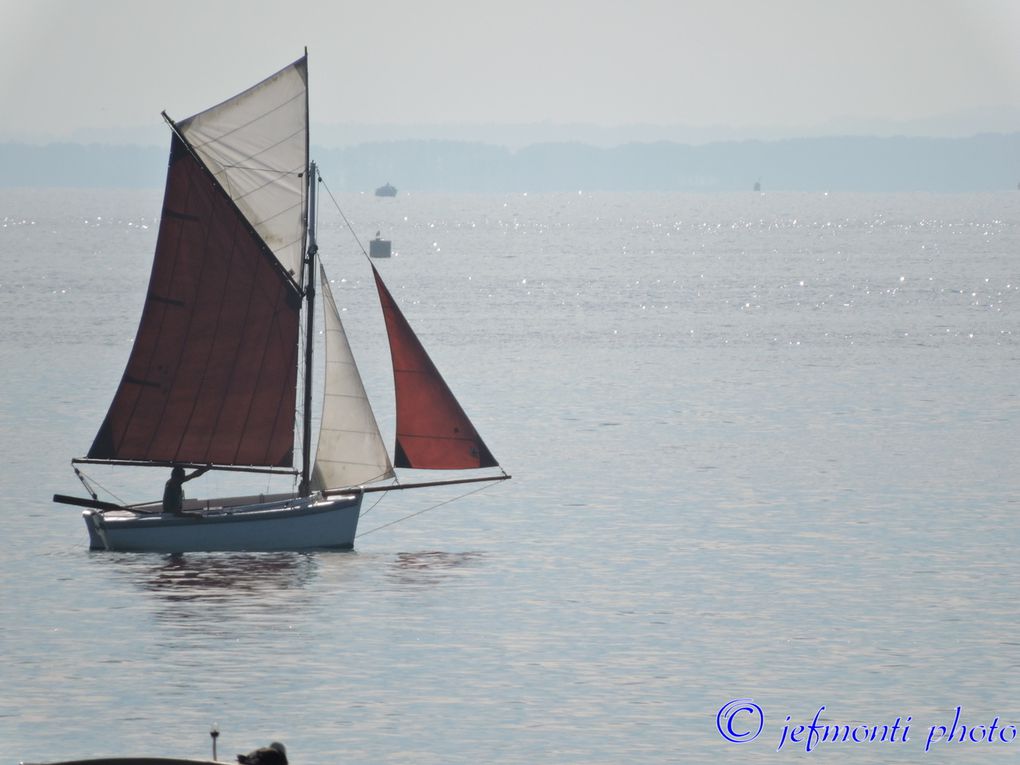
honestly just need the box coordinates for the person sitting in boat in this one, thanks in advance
[163,465,210,515]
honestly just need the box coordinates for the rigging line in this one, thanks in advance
[356,481,496,539]
[73,467,98,500]
[358,490,388,520]
[73,466,128,506]
[318,174,371,260]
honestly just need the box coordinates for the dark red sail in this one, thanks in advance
[87,133,301,467]
[372,266,497,470]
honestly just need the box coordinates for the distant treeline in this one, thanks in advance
[2,133,1019,192]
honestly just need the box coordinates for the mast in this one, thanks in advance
[300,160,318,496]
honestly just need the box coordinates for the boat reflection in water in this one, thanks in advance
[96,552,322,630]
[144,552,319,600]
[386,550,485,587]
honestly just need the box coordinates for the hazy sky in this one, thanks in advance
[3,0,1020,144]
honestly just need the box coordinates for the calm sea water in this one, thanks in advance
[1,188,1018,764]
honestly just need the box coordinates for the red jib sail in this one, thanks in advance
[372,266,497,470]
[87,133,301,467]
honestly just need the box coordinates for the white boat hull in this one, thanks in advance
[82,493,363,552]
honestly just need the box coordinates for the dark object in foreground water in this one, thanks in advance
[236,742,287,765]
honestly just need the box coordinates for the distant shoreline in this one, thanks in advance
[3,133,1019,192]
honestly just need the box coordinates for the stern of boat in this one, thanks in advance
[82,510,109,550]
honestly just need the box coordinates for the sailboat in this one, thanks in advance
[52,53,508,552]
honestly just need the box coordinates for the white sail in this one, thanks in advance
[176,57,308,281]
[311,268,394,491]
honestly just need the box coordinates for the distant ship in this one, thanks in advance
[375,182,397,197]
